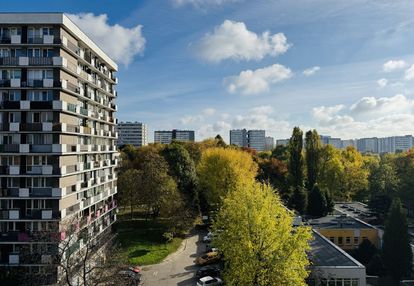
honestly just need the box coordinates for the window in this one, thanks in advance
[0,48,10,58]
[346,237,351,244]
[8,112,20,123]
[27,134,52,145]
[27,90,52,101]
[338,237,343,245]
[9,27,21,36]
[42,48,53,57]
[329,237,335,243]
[0,28,10,39]
[28,48,41,58]
[354,237,359,245]
[42,27,53,36]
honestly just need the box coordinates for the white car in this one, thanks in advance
[196,276,223,286]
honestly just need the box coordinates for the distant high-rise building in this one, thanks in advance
[265,136,275,151]
[229,129,248,147]
[320,135,342,149]
[356,137,379,153]
[248,130,266,152]
[341,139,356,149]
[276,139,290,146]
[117,121,148,147]
[154,129,195,144]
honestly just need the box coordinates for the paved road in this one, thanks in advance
[140,230,207,286]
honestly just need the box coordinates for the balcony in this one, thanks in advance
[0,144,19,153]
[0,209,20,219]
[7,165,20,175]
[30,144,53,153]
[9,254,19,265]
[26,165,53,175]
[28,57,53,66]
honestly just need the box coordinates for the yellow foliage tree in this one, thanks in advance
[213,182,312,286]
[197,147,258,208]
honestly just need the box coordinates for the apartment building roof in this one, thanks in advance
[0,12,117,70]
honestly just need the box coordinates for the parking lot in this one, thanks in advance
[140,229,209,286]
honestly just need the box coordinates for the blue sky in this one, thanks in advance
[4,0,414,142]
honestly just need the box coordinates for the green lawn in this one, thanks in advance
[115,218,183,266]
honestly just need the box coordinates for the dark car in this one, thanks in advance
[195,265,220,279]
[118,269,142,286]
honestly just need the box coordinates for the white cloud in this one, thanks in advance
[404,64,414,80]
[350,94,414,116]
[68,13,145,66]
[172,0,240,8]
[312,95,414,138]
[224,64,292,95]
[303,66,320,77]
[377,78,388,88]
[382,60,407,72]
[203,108,216,116]
[196,20,290,63]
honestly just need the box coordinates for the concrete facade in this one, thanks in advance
[0,13,118,283]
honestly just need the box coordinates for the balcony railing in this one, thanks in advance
[29,57,53,66]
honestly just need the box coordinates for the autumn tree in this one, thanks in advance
[318,145,344,199]
[382,198,413,284]
[132,147,177,217]
[305,129,321,191]
[256,157,289,199]
[213,182,312,286]
[117,169,142,219]
[197,148,258,209]
[339,147,369,200]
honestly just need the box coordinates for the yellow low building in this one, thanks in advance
[309,214,380,250]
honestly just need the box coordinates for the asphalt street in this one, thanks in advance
[140,229,207,286]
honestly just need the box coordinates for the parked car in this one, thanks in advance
[194,252,221,266]
[196,276,223,286]
[117,268,142,286]
[195,265,220,279]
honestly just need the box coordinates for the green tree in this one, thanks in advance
[290,186,308,214]
[318,145,344,199]
[132,147,177,217]
[305,129,321,191]
[197,147,258,209]
[213,183,312,286]
[307,185,327,217]
[117,169,141,219]
[288,127,305,189]
[161,143,199,210]
[382,198,413,284]
[215,134,227,147]
[272,145,289,162]
[394,149,414,216]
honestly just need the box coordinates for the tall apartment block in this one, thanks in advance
[116,121,147,147]
[0,13,118,283]
[229,129,266,151]
[247,130,265,152]
[154,129,195,144]
[264,136,274,151]
[229,129,247,148]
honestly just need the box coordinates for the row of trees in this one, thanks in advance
[255,126,414,221]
